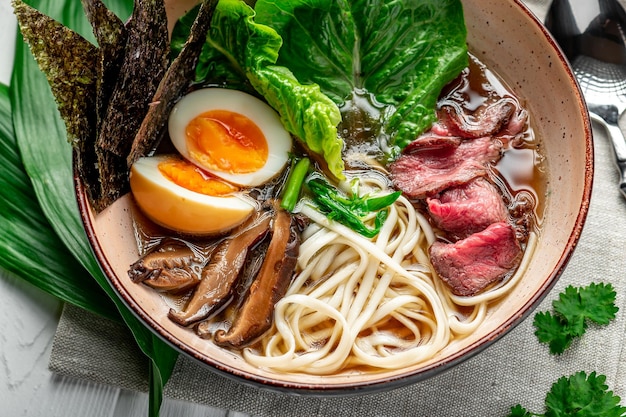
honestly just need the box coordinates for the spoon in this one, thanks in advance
[545,0,626,198]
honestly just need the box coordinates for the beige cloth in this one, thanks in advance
[49,1,626,416]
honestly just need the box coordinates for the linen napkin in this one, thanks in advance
[49,1,626,416]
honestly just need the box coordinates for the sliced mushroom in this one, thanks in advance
[195,239,268,340]
[168,211,272,326]
[128,238,205,293]
[214,208,300,348]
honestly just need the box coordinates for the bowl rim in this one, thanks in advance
[73,0,594,395]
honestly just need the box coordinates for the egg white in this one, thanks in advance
[168,88,292,187]
[129,155,255,235]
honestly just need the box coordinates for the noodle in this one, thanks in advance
[242,174,536,374]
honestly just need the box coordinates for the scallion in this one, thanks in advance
[280,157,311,212]
[305,172,401,238]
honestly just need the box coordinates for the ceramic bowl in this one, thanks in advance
[76,0,593,394]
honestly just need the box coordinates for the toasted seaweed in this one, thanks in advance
[80,0,127,135]
[91,0,170,208]
[12,0,102,206]
[14,0,214,212]
[95,0,169,159]
[127,0,219,167]
[97,148,130,210]
[81,0,126,47]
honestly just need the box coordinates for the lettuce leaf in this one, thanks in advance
[176,0,467,167]
[254,0,468,154]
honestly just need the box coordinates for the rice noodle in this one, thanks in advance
[242,174,537,374]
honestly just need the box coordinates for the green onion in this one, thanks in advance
[305,172,401,238]
[280,157,311,212]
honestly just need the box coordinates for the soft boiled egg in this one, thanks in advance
[168,88,292,186]
[129,154,255,235]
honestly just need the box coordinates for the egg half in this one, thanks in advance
[168,88,292,186]
[129,155,255,235]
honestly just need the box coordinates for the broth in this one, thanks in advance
[129,51,544,374]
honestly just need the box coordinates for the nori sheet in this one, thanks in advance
[13,0,102,207]
[95,0,169,158]
[94,0,170,208]
[80,0,127,135]
[13,0,217,212]
[127,0,219,167]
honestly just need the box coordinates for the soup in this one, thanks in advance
[15,0,545,377]
[128,52,543,375]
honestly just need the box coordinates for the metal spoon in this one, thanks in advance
[545,0,626,198]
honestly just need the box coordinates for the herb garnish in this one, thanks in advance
[508,371,626,417]
[533,283,618,355]
[305,172,401,238]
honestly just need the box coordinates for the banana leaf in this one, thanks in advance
[9,1,179,416]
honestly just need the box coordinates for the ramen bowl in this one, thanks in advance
[76,0,592,394]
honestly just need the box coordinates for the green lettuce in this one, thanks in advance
[174,0,344,179]
[174,0,467,169]
[254,0,468,154]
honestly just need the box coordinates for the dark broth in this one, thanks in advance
[129,52,545,363]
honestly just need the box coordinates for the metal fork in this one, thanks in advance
[546,0,626,198]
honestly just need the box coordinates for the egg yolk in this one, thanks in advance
[186,110,269,174]
[158,158,237,196]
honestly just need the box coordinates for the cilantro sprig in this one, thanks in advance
[533,283,618,355]
[508,371,626,417]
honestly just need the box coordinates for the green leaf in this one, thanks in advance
[172,0,344,179]
[577,283,618,325]
[533,311,573,355]
[171,2,252,89]
[222,0,344,179]
[553,286,591,336]
[254,0,468,151]
[11,1,177,415]
[507,404,534,417]
[534,283,618,355]
[0,83,117,319]
[12,15,97,288]
[511,372,626,417]
[175,0,468,175]
[545,372,626,417]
